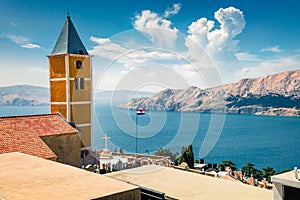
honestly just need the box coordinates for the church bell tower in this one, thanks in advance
[48,15,92,151]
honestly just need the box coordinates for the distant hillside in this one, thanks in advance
[0,85,49,106]
[95,90,154,105]
[0,85,154,106]
[119,70,300,116]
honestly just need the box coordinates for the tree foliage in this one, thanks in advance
[155,148,179,162]
[262,166,276,182]
[241,162,262,179]
[176,144,195,169]
[219,160,237,171]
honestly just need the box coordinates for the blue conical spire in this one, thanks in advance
[51,16,88,55]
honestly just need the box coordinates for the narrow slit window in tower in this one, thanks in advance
[75,77,84,90]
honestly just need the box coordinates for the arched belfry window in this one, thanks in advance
[76,60,82,69]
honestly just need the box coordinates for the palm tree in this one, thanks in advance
[262,166,276,182]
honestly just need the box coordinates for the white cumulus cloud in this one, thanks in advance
[214,7,245,37]
[90,36,129,60]
[186,7,245,59]
[186,7,246,58]
[185,7,246,82]
[164,3,181,18]
[91,6,298,90]
[91,6,247,89]
[184,7,246,83]
[90,36,179,72]
[133,10,178,48]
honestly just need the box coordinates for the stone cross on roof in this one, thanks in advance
[102,134,111,149]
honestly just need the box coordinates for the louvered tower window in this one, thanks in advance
[74,78,84,90]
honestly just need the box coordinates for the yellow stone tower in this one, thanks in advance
[48,15,92,151]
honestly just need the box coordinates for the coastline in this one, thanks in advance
[118,105,300,117]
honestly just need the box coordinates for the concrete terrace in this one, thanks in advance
[106,165,273,200]
[0,152,140,200]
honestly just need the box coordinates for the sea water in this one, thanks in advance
[1,104,299,171]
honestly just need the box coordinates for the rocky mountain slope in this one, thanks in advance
[0,85,49,106]
[119,70,300,116]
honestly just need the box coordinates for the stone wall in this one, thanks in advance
[95,188,141,200]
[41,133,81,167]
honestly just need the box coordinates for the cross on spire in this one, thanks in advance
[102,133,111,149]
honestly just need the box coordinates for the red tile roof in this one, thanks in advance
[0,114,78,159]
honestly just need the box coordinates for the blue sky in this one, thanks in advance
[1,0,300,91]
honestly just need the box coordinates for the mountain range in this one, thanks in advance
[119,70,300,116]
[1,70,299,116]
[0,85,153,106]
[0,85,49,106]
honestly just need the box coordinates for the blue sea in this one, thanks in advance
[1,104,299,172]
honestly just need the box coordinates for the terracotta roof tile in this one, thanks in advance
[0,114,78,159]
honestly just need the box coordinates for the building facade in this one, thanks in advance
[272,170,300,200]
[48,15,92,151]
